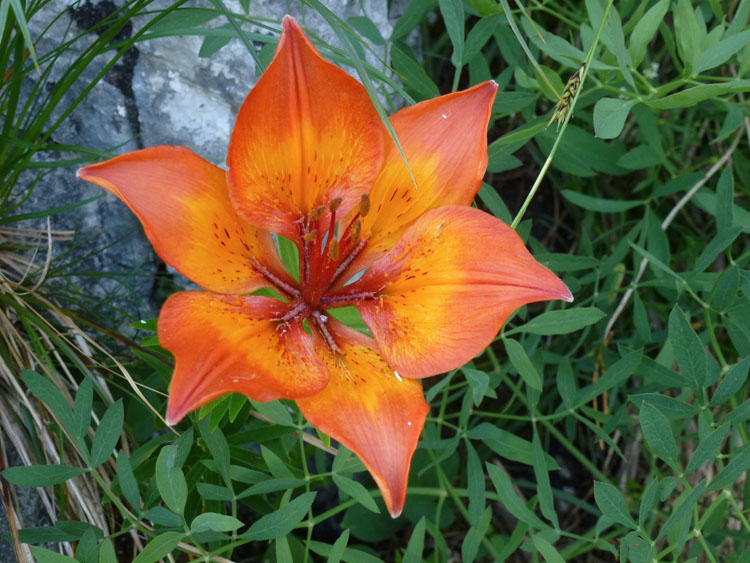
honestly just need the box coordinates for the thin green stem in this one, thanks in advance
[511,0,615,229]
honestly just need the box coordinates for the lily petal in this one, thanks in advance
[350,81,497,272]
[296,321,428,518]
[78,146,289,295]
[160,292,328,425]
[227,17,385,243]
[350,206,572,378]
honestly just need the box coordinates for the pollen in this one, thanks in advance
[329,197,342,212]
[359,194,370,217]
[309,205,326,222]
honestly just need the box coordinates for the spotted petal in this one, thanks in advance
[345,206,572,378]
[296,321,428,518]
[348,81,497,274]
[227,17,385,243]
[78,146,289,295]
[160,292,328,425]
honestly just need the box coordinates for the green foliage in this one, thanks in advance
[2,0,749,561]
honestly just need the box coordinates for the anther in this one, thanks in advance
[329,197,343,213]
[302,230,318,242]
[359,194,370,217]
[308,205,326,222]
[328,238,340,261]
[350,219,361,245]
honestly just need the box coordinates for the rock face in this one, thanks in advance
[1,2,394,559]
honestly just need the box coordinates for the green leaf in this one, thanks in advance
[617,145,663,170]
[327,529,349,563]
[155,446,187,516]
[669,307,707,389]
[556,359,576,410]
[276,235,299,282]
[348,16,385,46]
[190,512,244,533]
[711,358,750,407]
[465,442,485,526]
[575,350,643,407]
[238,478,307,498]
[504,338,542,390]
[77,528,99,563]
[640,402,679,471]
[594,481,637,529]
[697,30,750,72]
[402,517,426,563]
[198,418,233,490]
[2,465,86,487]
[629,0,669,66]
[648,83,733,110]
[144,507,182,527]
[198,24,232,58]
[707,445,750,492]
[478,183,512,223]
[250,399,294,427]
[593,98,636,139]
[462,507,492,563]
[391,0,437,40]
[562,190,644,212]
[463,15,499,63]
[261,445,293,479]
[332,475,379,513]
[391,45,441,99]
[116,453,141,511]
[509,307,605,335]
[694,227,743,272]
[197,483,234,501]
[674,0,702,73]
[487,463,548,529]
[91,401,123,467]
[73,378,93,440]
[638,478,659,527]
[686,424,729,474]
[132,532,185,563]
[716,167,734,233]
[630,394,698,420]
[23,370,76,436]
[656,480,706,539]
[533,429,559,529]
[241,492,317,540]
[532,534,565,563]
[29,548,77,562]
[439,0,465,67]
[99,539,117,563]
[467,424,558,469]
[463,368,490,406]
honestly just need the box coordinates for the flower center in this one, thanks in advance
[252,194,377,353]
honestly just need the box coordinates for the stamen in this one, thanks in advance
[250,257,300,299]
[312,310,340,354]
[330,239,367,287]
[349,219,361,245]
[276,300,309,323]
[322,198,340,258]
[302,230,318,242]
[359,194,370,217]
[328,238,340,261]
[328,197,342,212]
[308,205,326,222]
[319,290,376,307]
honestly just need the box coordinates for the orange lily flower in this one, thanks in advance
[77,17,572,517]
